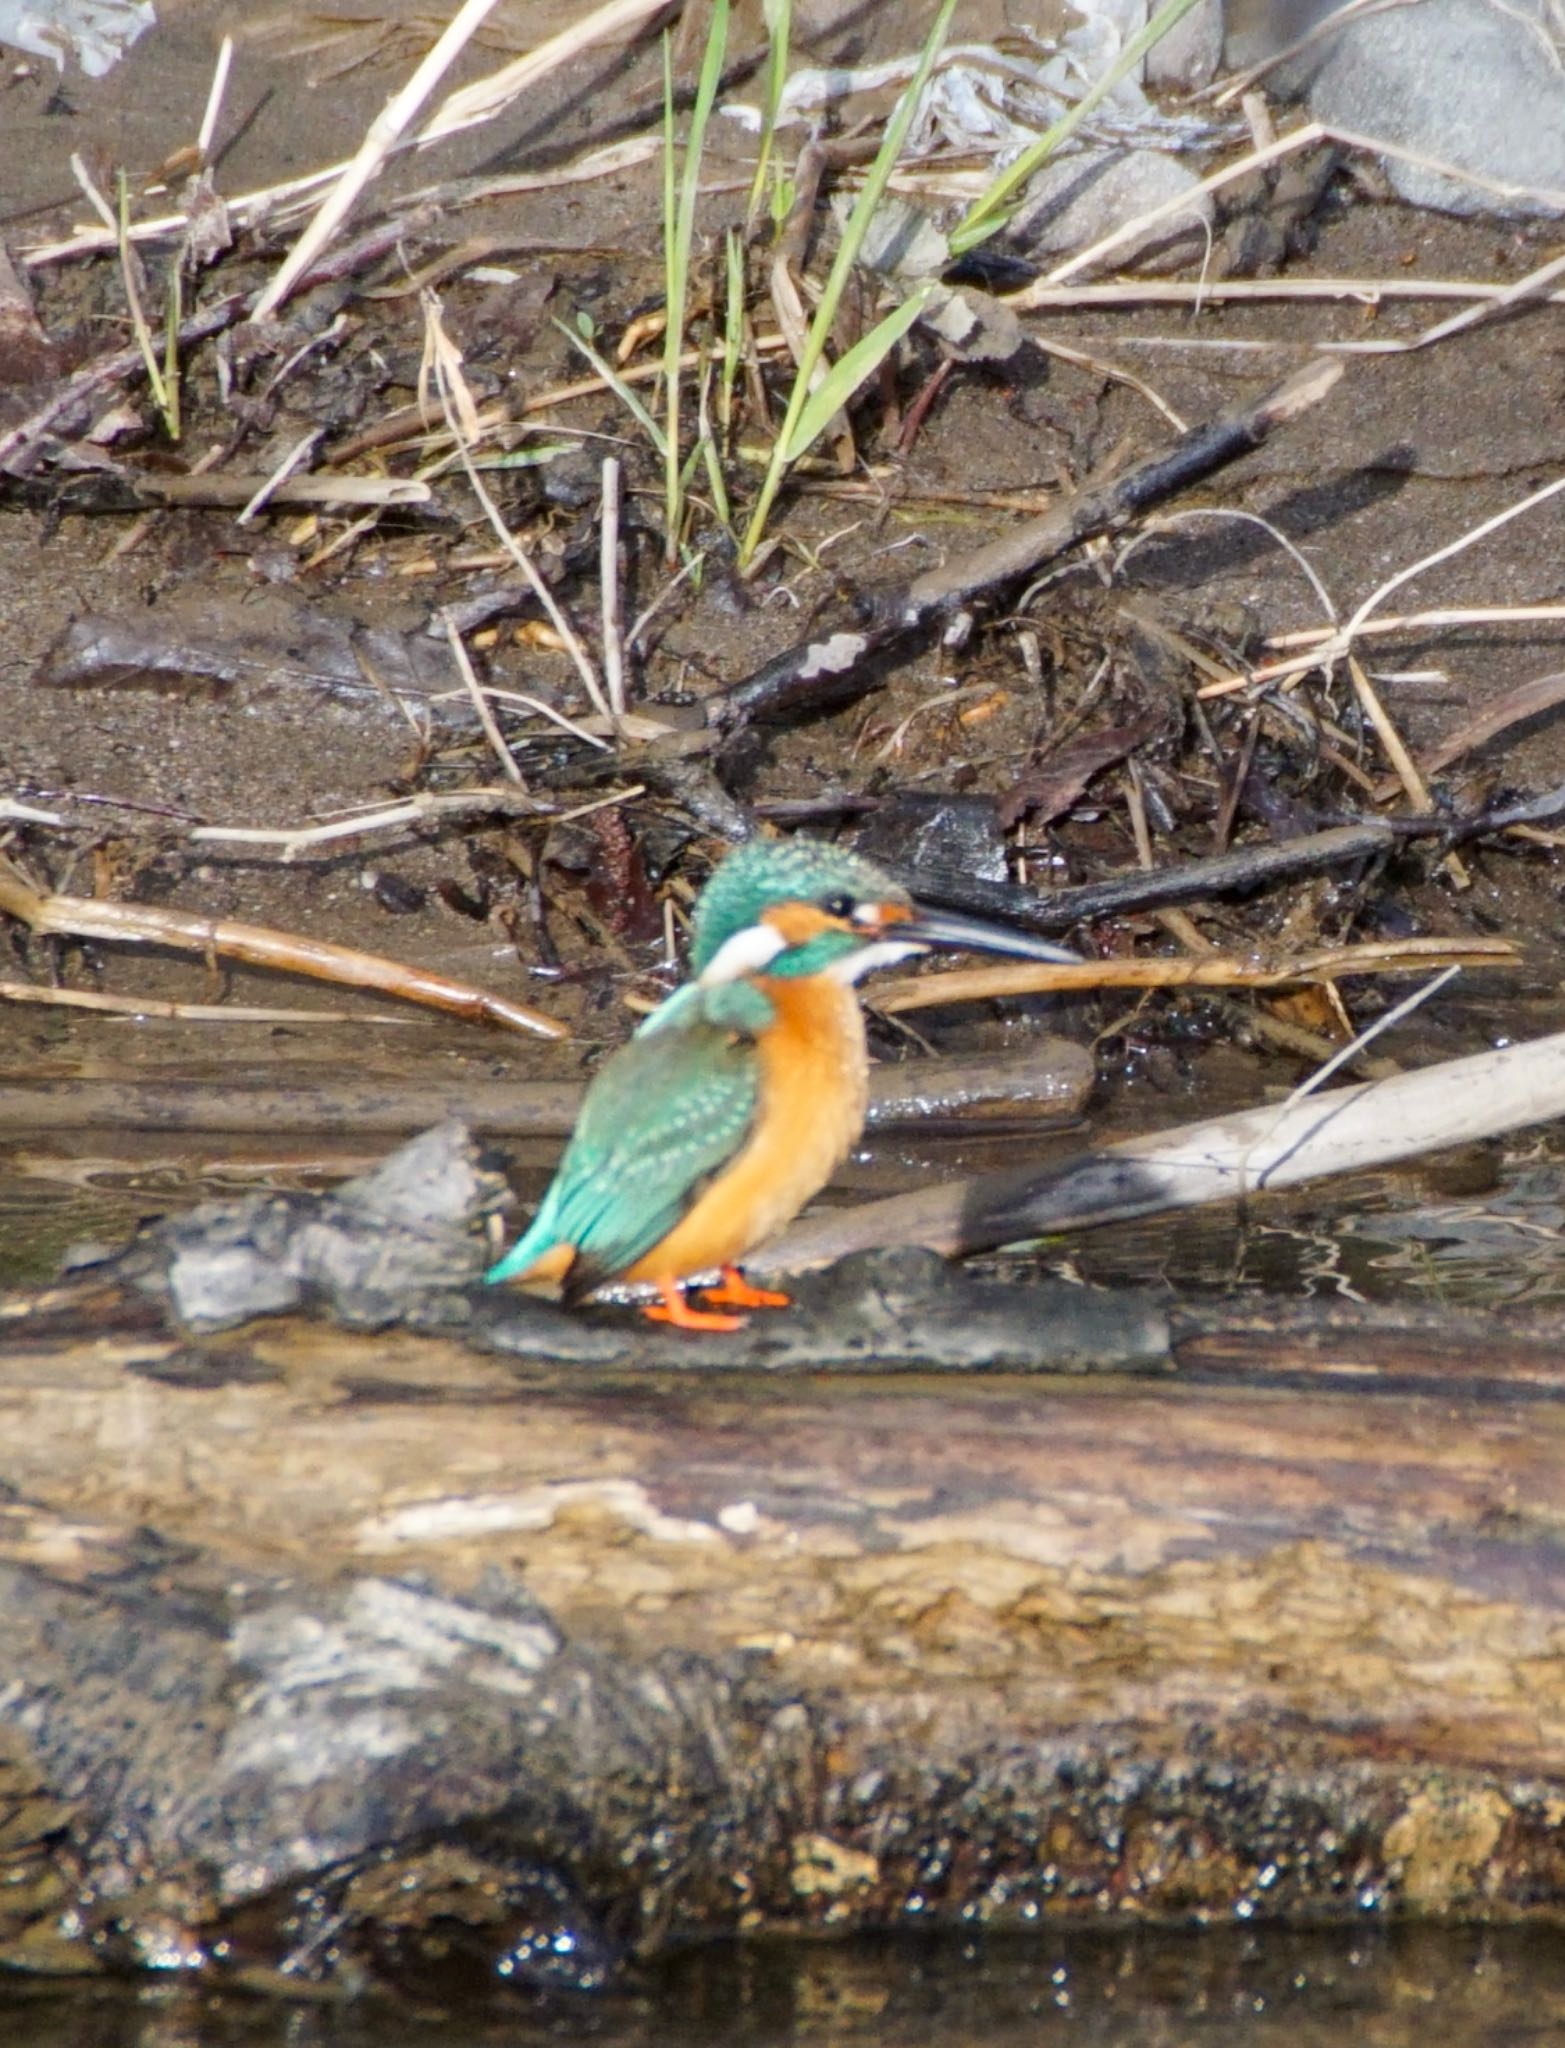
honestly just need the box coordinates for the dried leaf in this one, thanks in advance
[998,718,1159,830]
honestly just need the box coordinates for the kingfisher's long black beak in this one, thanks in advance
[895,906,1081,963]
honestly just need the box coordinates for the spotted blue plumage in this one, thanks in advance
[485,978,775,1299]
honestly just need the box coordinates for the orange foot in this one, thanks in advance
[643,1278,747,1333]
[700,1265,792,1311]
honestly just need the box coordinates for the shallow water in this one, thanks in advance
[9,1113,1565,1310]
[4,1924,1562,2048]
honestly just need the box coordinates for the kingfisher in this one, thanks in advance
[485,836,1078,1330]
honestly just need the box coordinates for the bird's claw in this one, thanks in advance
[644,1280,748,1333]
[700,1266,792,1311]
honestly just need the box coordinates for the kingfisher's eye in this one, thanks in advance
[821,892,855,920]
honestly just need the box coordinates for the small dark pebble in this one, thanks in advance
[369,871,426,915]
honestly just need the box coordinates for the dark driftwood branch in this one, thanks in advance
[896,359,1343,621]
[884,821,1397,936]
[880,780,1565,940]
[704,360,1344,734]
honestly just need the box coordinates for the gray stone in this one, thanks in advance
[1229,0,1565,218]
[1012,144,1216,270]
[1146,0,1225,89]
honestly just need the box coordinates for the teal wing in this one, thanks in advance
[632,976,772,1040]
[486,982,771,1296]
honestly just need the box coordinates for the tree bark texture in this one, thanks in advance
[2,1237,1565,1985]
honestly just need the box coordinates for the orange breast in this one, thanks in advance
[622,973,868,1284]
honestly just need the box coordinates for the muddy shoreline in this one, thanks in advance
[7,0,1565,1997]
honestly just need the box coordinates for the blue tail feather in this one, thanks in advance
[485,1191,563,1285]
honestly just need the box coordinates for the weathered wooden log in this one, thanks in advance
[0,1040,1092,1139]
[2,1125,1565,1990]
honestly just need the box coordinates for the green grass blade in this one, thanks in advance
[950,0,1207,255]
[664,0,729,559]
[554,318,667,456]
[471,438,579,471]
[678,434,705,495]
[739,0,956,565]
[719,225,745,438]
[662,33,678,332]
[745,0,792,230]
[701,433,732,527]
[673,7,727,279]
[163,262,182,442]
[778,0,954,427]
[781,283,933,463]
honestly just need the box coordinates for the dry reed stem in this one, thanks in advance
[183,783,640,859]
[0,982,409,1026]
[1007,276,1565,312]
[444,613,525,786]
[795,478,1060,515]
[131,471,431,511]
[418,0,675,144]
[1268,606,1565,649]
[188,790,543,856]
[873,935,1517,1014]
[0,861,565,1040]
[1014,123,1330,294]
[24,139,659,271]
[1276,965,1458,1109]
[196,34,234,162]
[600,457,627,720]
[1199,481,1565,700]
[235,428,321,524]
[252,0,511,321]
[1030,120,1565,295]
[1073,251,1565,364]
[1391,243,1565,354]
[0,801,66,828]
[479,690,615,752]
[1033,336,1187,431]
[1345,653,1470,888]
[422,291,611,722]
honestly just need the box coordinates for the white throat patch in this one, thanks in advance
[698,923,788,986]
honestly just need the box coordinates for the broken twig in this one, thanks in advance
[0,861,564,1039]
